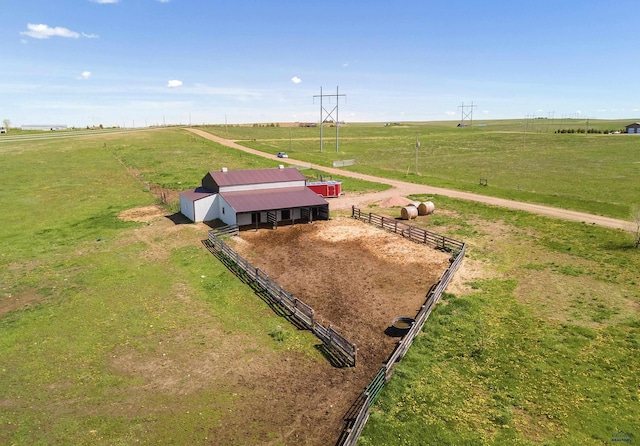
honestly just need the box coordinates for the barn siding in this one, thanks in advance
[219,180,306,193]
[217,195,237,226]
[201,173,220,193]
[179,195,196,222]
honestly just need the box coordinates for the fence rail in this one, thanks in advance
[206,231,356,367]
[351,206,464,254]
[339,208,466,446]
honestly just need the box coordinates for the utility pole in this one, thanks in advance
[458,101,477,127]
[313,86,346,152]
[415,135,420,175]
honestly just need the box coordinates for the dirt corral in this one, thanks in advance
[232,217,451,380]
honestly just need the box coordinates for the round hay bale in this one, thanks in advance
[418,201,435,215]
[401,205,418,220]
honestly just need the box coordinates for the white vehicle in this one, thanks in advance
[277,152,288,158]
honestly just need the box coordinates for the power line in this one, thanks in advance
[313,86,346,153]
[458,101,477,128]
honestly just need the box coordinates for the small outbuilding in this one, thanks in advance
[625,122,640,134]
[307,180,342,198]
[180,167,330,228]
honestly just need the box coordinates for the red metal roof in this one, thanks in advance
[180,187,216,202]
[220,187,327,213]
[209,167,305,187]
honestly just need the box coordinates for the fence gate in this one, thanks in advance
[267,210,277,228]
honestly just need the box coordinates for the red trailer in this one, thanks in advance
[307,180,342,198]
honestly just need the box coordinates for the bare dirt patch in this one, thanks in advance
[232,217,451,378]
[0,289,42,318]
[117,204,167,222]
[106,207,456,444]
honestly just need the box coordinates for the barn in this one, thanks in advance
[180,166,330,228]
[625,122,640,134]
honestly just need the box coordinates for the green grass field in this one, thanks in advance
[356,196,639,445]
[202,119,640,219]
[1,123,638,445]
[0,130,323,445]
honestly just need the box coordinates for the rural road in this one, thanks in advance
[185,128,635,232]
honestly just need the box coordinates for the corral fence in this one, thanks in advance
[351,206,464,254]
[338,207,466,446]
[205,230,357,367]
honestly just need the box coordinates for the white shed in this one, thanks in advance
[179,188,217,223]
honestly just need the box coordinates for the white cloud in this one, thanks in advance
[78,71,92,80]
[21,23,80,39]
[445,111,456,116]
[291,76,302,84]
[167,79,183,88]
[82,32,100,39]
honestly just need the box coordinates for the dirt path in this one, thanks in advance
[185,128,635,232]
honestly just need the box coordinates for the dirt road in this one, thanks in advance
[185,128,635,232]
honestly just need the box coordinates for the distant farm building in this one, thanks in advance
[625,122,640,134]
[180,167,330,228]
[21,125,68,131]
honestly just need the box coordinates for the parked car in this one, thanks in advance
[277,152,288,158]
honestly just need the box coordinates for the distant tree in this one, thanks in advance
[2,119,10,131]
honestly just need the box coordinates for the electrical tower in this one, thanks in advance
[313,86,346,152]
[458,101,477,128]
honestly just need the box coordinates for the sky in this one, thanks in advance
[2,0,639,128]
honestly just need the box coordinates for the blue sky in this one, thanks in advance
[2,0,639,127]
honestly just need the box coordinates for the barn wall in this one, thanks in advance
[201,173,220,193]
[194,194,218,222]
[219,180,306,193]
[237,213,252,226]
[217,195,237,226]
[180,195,196,222]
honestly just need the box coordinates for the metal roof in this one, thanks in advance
[220,187,328,213]
[180,187,216,202]
[209,167,305,187]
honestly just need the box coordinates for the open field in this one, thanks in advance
[1,126,639,445]
[200,119,640,219]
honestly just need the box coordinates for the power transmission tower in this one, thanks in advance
[458,101,477,127]
[313,86,346,152]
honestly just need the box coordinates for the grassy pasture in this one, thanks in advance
[202,119,640,219]
[0,130,323,445]
[353,196,640,445]
[1,125,638,445]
